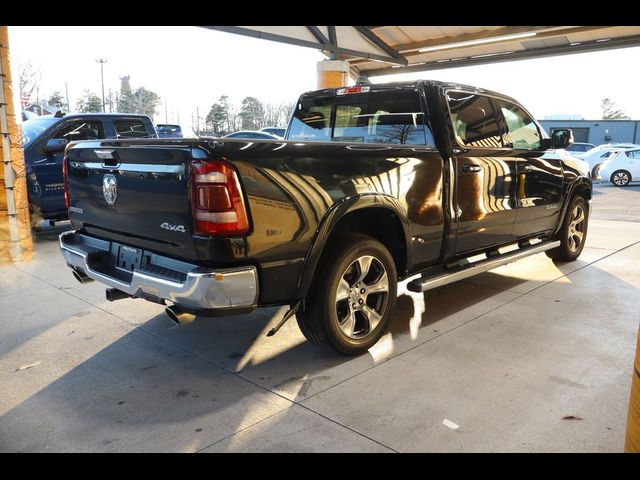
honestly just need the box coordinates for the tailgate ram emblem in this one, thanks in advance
[103,174,118,205]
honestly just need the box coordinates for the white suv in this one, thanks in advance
[597,148,640,186]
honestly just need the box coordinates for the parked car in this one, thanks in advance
[564,142,595,154]
[260,126,286,138]
[575,143,640,170]
[59,80,591,355]
[22,112,157,222]
[596,148,640,186]
[223,130,281,140]
[156,124,183,138]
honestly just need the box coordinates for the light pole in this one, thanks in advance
[96,58,107,113]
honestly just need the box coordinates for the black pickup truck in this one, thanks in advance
[59,80,591,355]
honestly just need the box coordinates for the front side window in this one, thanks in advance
[447,92,502,148]
[287,90,433,146]
[115,119,150,138]
[494,99,541,150]
[628,150,640,159]
[53,121,104,142]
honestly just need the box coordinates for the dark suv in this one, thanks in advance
[156,124,183,138]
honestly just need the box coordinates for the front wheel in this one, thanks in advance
[611,170,631,187]
[546,195,589,262]
[296,234,397,355]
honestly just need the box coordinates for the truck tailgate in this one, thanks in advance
[66,142,198,260]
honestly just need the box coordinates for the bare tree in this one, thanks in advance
[601,98,630,120]
[264,101,295,127]
[17,61,42,107]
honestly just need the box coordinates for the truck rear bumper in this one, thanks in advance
[59,230,258,312]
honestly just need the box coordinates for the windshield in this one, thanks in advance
[22,116,60,147]
[157,124,181,133]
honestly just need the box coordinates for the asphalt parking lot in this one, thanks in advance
[1,183,639,452]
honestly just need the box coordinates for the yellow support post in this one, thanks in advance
[317,60,349,89]
[625,327,640,452]
[0,26,33,264]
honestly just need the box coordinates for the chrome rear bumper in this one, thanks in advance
[59,230,258,311]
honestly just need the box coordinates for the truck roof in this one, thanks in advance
[299,79,519,104]
[56,112,152,119]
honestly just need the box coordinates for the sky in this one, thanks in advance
[8,26,640,126]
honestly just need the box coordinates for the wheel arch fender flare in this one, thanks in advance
[294,193,411,300]
[555,176,592,235]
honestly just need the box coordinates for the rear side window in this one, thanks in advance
[494,99,541,150]
[54,121,104,142]
[447,92,502,148]
[115,119,150,138]
[288,90,434,146]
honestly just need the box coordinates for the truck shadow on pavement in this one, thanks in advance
[2,242,638,452]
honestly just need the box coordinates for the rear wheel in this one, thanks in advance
[297,234,397,355]
[546,195,589,262]
[611,170,631,187]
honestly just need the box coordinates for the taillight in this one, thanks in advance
[191,161,249,236]
[62,156,70,209]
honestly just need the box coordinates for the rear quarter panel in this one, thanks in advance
[199,139,445,304]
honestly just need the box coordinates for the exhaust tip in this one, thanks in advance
[72,269,93,284]
[165,306,196,325]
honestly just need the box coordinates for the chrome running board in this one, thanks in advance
[407,240,560,293]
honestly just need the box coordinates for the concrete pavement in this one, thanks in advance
[1,185,639,452]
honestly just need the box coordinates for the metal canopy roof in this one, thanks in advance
[201,26,640,77]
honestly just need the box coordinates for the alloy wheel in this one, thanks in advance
[567,204,585,253]
[335,255,389,340]
[612,171,630,186]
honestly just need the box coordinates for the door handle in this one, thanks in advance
[461,164,482,174]
[518,164,533,173]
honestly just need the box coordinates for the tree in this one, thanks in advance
[75,90,103,113]
[48,91,67,110]
[17,61,41,106]
[601,98,630,120]
[206,95,230,133]
[264,100,295,127]
[117,76,161,119]
[131,87,161,118]
[239,96,265,130]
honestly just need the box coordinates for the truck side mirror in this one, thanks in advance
[550,129,574,149]
[43,138,69,154]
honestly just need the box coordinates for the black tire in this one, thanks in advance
[610,170,631,187]
[546,195,589,262]
[296,234,397,355]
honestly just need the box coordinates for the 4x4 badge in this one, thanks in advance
[103,174,117,205]
[160,222,186,233]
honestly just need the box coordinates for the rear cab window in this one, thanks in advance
[288,88,435,147]
[114,119,151,138]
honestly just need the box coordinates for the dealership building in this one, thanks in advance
[539,119,640,145]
